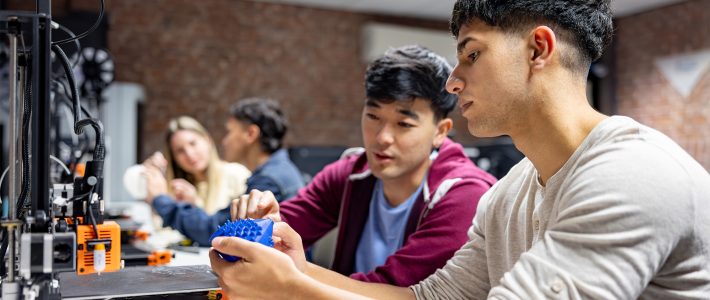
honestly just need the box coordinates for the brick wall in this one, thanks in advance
[615,0,710,170]
[103,0,454,160]
[107,0,370,159]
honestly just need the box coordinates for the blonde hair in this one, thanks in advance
[164,116,224,212]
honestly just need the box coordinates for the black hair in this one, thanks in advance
[365,45,457,121]
[450,0,613,72]
[229,98,288,154]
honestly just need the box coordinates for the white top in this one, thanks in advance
[195,162,251,214]
[412,116,710,299]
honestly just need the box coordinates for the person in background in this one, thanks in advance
[146,99,304,246]
[221,98,305,202]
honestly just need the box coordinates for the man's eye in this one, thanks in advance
[468,51,480,62]
[366,113,379,120]
[398,122,414,128]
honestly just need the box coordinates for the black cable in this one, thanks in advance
[54,23,81,68]
[51,47,93,178]
[51,44,82,130]
[17,41,32,216]
[75,119,105,160]
[0,228,7,277]
[51,0,105,46]
[85,186,100,238]
[53,80,93,119]
[88,206,99,238]
[68,186,99,238]
[53,44,106,162]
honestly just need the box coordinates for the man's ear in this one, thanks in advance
[433,118,453,148]
[246,124,261,144]
[528,25,556,70]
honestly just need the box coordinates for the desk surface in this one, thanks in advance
[59,265,220,299]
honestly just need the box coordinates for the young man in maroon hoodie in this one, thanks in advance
[229,45,496,286]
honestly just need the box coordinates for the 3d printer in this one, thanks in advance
[0,1,121,299]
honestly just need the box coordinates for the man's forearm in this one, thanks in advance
[292,274,373,300]
[304,262,415,299]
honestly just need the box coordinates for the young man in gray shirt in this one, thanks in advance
[208,1,710,299]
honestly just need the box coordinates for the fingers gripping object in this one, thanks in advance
[210,219,274,262]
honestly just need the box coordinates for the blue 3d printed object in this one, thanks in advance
[209,219,274,262]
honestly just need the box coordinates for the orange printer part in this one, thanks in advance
[76,220,121,275]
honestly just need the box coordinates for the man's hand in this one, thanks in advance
[272,222,307,272]
[171,178,199,204]
[231,189,281,221]
[211,222,399,300]
[209,235,307,299]
[143,166,167,204]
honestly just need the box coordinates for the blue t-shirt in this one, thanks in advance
[354,179,424,274]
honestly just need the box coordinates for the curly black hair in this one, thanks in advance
[450,0,613,72]
[230,98,288,154]
[365,45,457,121]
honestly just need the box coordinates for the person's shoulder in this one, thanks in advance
[578,116,704,184]
[559,117,709,217]
[221,161,251,178]
[584,116,690,156]
[433,156,534,213]
[246,173,280,190]
[261,150,299,174]
[259,157,304,188]
[430,139,497,186]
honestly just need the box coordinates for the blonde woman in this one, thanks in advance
[147,99,305,246]
[143,116,250,240]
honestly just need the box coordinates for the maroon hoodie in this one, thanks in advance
[280,138,496,286]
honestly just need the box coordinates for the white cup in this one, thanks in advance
[123,165,148,200]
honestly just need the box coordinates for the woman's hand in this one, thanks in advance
[170,178,199,204]
[143,151,168,174]
[143,166,168,204]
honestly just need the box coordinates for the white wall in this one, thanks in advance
[100,82,144,207]
[362,22,457,65]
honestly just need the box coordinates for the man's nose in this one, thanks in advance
[376,125,394,146]
[446,68,464,94]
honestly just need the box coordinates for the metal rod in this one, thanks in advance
[18,64,25,199]
[7,227,15,282]
[6,22,18,282]
[8,24,18,222]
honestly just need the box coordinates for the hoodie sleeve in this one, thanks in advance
[349,177,492,286]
